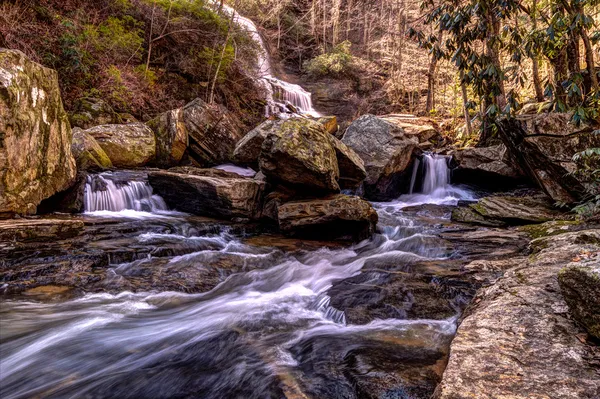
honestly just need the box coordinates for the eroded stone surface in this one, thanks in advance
[435,229,600,399]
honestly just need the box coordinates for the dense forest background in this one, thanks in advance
[1,0,599,136]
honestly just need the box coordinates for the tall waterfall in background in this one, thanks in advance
[218,4,319,118]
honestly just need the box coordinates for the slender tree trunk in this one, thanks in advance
[580,31,599,91]
[209,2,236,104]
[145,2,156,73]
[460,70,472,138]
[426,27,443,113]
[530,0,544,101]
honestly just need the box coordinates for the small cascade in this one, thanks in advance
[419,153,451,195]
[84,174,168,213]
[397,153,475,207]
[217,3,319,117]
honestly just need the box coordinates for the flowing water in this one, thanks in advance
[216,3,319,118]
[0,159,477,398]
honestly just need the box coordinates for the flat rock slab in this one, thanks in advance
[435,229,600,398]
[0,218,84,243]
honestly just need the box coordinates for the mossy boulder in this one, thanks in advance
[71,128,113,170]
[558,264,600,339]
[259,118,340,193]
[0,49,77,216]
[84,122,156,167]
[328,135,366,190]
[68,97,121,129]
[342,114,417,200]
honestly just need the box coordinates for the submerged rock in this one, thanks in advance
[69,97,121,129]
[0,49,77,216]
[148,168,265,220]
[71,128,113,170]
[84,123,156,167]
[558,263,600,339]
[435,229,600,398]
[259,118,340,193]
[342,114,418,200]
[277,194,378,241]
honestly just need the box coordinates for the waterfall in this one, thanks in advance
[84,174,168,213]
[398,153,475,207]
[218,4,319,117]
[420,153,451,194]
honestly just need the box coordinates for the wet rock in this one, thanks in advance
[435,230,600,399]
[558,263,600,339]
[183,98,244,167]
[233,119,285,167]
[0,218,84,243]
[71,128,113,170]
[277,194,377,241]
[37,172,88,214]
[146,107,188,167]
[451,145,525,189]
[497,113,599,203]
[260,118,340,192]
[451,195,566,226]
[440,228,529,259]
[84,122,156,167]
[342,114,418,200]
[69,97,121,129]
[148,168,265,220]
[0,49,77,216]
[328,135,367,190]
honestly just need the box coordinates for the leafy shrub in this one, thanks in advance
[304,41,353,78]
[83,16,144,64]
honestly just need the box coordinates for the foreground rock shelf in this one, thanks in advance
[435,229,600,398]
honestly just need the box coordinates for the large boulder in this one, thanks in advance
[68,97,121,129]
[451,145,525,189]
[342,114,418,200]
[0,49,77,216]
[84,122,156,167]
[277,194,378,241]
[498,113,599,203]
[558,263,600,339]
[183,98,244,167]
[71,128,113,170]
[146,108,188,167]
[259,118,340,193]
[148,167,265,220]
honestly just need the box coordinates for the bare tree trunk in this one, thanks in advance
[209,2,236,104]
[145,2,156,73]
[530,0,544,101]
[426,27,442,113]
[460,70,472,138]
